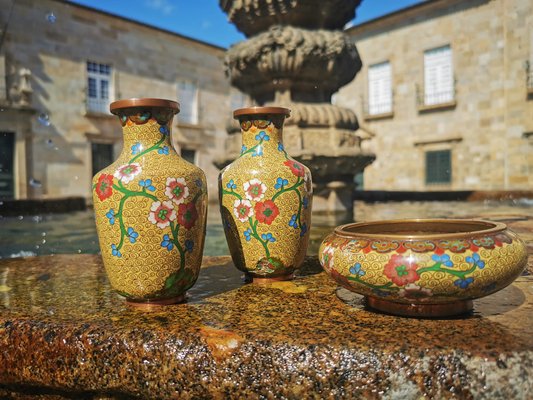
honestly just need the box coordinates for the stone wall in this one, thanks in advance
[339,0,533,191]
[0,0,233,201]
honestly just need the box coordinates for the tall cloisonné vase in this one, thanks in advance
[219,107,313,281]
[92,98,207,304]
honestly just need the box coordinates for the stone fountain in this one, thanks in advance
[218,0,375,214]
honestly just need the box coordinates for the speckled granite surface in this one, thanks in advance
[0,217,532,399]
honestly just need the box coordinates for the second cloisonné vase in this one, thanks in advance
[219,107,313,281]
[92,98,207,304]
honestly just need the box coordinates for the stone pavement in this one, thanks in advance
[0,216,531,399]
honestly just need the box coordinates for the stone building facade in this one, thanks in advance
[0,0,240,202]
[338,0,533,191]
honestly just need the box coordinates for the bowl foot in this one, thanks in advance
[367,297,473,318]
[126,294,186,308]
[252,274,294,284]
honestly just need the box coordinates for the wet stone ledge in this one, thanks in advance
[0,217,532,399]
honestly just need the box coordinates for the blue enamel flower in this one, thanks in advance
[274,177,289,190]
[241,145,247,153]
[288,214,298,229]
[111,244,121,257]
[127,227,139,243]
[431,253,453,267]
[243,228,252,242]
[255,131,270,141]
[261,233,276,242]
[158,146,169,155]
[139,179,156,192]
[161,234,173,251]
[278,143,284,152]
[466,253,485,269]
[454,277,474,289]
[185,240,194,252]
[349,263,365,276]
[105,209,115,225]
[302,196,309,209]
[252,146,263,157]
[226,179,237,190]
[300,223,308,237]
[159,125,170,135]
[131,142,141,155]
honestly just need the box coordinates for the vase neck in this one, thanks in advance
[239,115,285,155]
[114,107,176,156]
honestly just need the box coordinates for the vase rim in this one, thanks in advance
[110,98,180,114]
[233,106,291,118]
[334,218,508,240]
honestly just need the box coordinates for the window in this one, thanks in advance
[0,132,15,199]
[177,81,199,124]
[91,143,114,176]
[426,150,451,184]
[367,61,392,115]
[181,148,196,164]
[86,62,112,114]
[424,46,453,106]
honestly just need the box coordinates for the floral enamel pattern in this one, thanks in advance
[219,114,312,279]
[92,106,207,301]
[319,230,528,304]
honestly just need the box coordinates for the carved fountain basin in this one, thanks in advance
[319,219,528,317]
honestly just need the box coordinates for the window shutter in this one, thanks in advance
[177,81,199,124]
[424,46,453,105]
[368,62,392,115]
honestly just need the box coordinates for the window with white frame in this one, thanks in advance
[177,81,199,124]
[424,45,454,106]
[86,61,112,114]
[367,61,392,115]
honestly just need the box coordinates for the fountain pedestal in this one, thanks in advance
[218,0,375,214]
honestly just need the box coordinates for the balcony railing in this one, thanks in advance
[362,95,394,120]
[416,84,456,111]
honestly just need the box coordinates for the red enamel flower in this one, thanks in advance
[383,254,420,286]
[254,200,280,225]
[95,174,114,201]
[284,160,305,177]
[177,202,198,230]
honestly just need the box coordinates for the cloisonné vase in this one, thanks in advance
[219,107,313,281]
[92,98,207,304]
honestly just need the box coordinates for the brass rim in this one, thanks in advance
[334,218,507,240]
[233,106,291,118]
[110,98,180,114]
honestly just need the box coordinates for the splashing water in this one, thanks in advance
[38,113,51,126]
[29,178,43,188]
[46,12,56,23]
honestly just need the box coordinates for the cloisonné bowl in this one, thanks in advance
[319,219,528,317]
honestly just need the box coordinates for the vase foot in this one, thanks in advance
[252,274,294,284]
[126,294,186,308]
[366,297,473,318]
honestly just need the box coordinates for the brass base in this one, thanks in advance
[126,294,186,308]
[252,274,295,284]
[367,297,473,318]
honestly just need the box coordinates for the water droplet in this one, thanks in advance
[42,239,46,244]
[45,139,54,148]
[77,249,82,254]
[38,113,51,126]
[18,215,23,220]
[46,12,56,23]
[32,215,42,223]
[41,232,46,237]
[35,245,40,249]
[0,201,3,205]
[74,176,79,180]
[29,178,42,188]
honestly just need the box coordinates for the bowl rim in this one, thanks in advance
[334,218,507,240]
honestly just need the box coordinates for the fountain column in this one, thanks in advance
[218,0,375,215]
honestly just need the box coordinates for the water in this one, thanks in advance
[0,200,531,259]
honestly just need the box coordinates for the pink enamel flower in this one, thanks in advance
[165,177,189,205]
[243,178,267,201]
[114,163,142,183]
[320,246,335,272]
[148,200,176,229]
[233,199,254,222]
